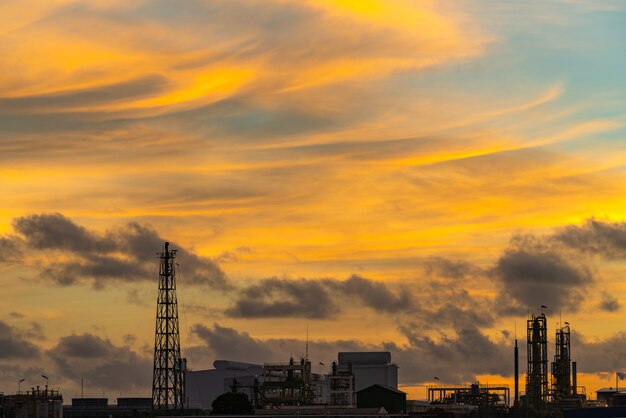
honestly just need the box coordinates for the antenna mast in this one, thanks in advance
[152,242,185,410]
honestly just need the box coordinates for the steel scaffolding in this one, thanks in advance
[151,242,186,410]
[526,313,548,410]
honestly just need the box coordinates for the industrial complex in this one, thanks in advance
[1,242,624,418]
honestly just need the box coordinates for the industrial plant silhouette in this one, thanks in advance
[0,242,620,418]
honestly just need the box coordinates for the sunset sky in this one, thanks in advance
[1,0,626,401]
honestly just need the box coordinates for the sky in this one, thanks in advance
[1,0,626,402]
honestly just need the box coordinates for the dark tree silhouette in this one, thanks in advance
[211,392,253,415]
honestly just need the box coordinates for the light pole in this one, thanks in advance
[41,375,48,394]
[18,378,25,394]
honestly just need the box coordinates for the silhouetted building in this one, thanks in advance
[564,406,626,418]
[70,398,108,409]
[254,406,390,416]
[116,398,152,410]
[337,352,398,392]
[329,361,355,406]
[0,387,63,418]
[596,387,626,406]
[63,397,152,418]
[186,360,263,409]
[356,384,406,413]
[185,352,394,410]
[259,357,318,407]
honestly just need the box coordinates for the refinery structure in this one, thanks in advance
[2,242,625,418]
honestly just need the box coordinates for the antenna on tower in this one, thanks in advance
[306,324,309,361]
[152,242,185,410]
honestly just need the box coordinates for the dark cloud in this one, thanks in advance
[0,364,47,393]
[397,325,511,383]
[225,275,415,319]
[23,322,45,340]
[225,277,337,319]
[223,218,626,323]
[485,218,626,315]
[40,256,150,288]
[494,248,591,313]
[123,334,138,346]
[48,333,151,391]
[52,334,115,358]
[2,213,228,289]
[423,256,480,280]
[191,324,278,364]
[13,213,113,253]
[572,331,626,375]
[599,292,621,312]
[0,321,41,359]
[418,289,496,330]
[0,236,24,263]
[554,218,626,259]
[216,247,253,263]
[85,358,152,391]
[326,275,415,313]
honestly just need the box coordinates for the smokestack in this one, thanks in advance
[515,339,519,407]
[572,362,577,394]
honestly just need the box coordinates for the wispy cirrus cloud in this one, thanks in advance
[0,0,488,113]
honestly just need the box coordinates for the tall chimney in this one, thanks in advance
[572,362,577,395]
[514,339,519,407]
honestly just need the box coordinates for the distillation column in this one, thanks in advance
[526,313,548,410]
[551,324,571,399]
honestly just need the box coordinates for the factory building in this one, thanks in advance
[62,397,152,418]
[337,352,398,392]
[329,361,355,406]
[184,352,398,411]
[564,406,626,418]
[186,360,263,409]
[596,387,626,406]
[0,387,63,418]
[258,357,330,407]
[428,383,510,407]
[356,384,406,413]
